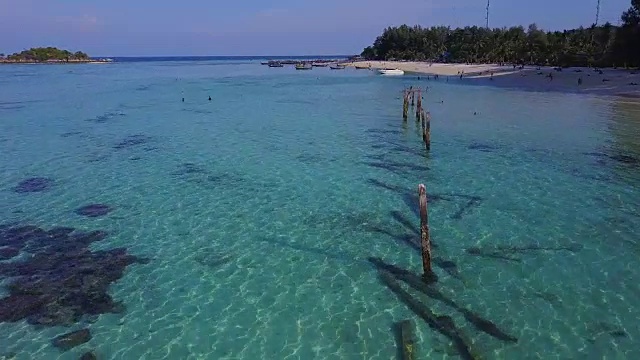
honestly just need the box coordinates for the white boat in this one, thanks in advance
[378,69,404,76]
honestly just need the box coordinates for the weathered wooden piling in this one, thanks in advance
[421,111,426,141]
[409,86,414,107]
[402,92,409,120]
[418,184,436,282]
[398,320,416,360]
[424,110,431,150]
[415,89,423,119]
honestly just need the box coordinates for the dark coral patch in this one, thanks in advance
[172,163,207,176]
[585,152,640,166]
[80,350,98,360]
[52,328,91,351]
[47,226,75,237]
[86,111,125,124]
[0,225,148,327]
[13,177,54,193]
[75,204,113,218]
[0,247,20,260]
[60,131,82,138]
[113,134,152,150]
[609,154,639,165]
[0,225,45,247]
[468,143,499,152]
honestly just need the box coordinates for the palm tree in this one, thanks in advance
[360,3,640,67]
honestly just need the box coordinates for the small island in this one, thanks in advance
[0,47,112,64]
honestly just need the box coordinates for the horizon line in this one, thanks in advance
[92,54,357,58]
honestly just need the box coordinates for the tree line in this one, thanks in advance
[0,47,89,62]
[361,0,640,68]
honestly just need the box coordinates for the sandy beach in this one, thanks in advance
[344,61,640,99]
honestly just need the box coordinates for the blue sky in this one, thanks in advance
[0,0,633,56]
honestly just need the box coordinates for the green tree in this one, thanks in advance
[361,46,376,59]
[4,47,91,62]
[361,0,640,68]
[614,0,640,66]
[73,51,88,60]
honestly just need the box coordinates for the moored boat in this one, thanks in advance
[355,64,370,69]
[268,61,284,68]
[378,68,404,76]
[312,62,328,67]
[295,63,312,70]
[330,64,346,70]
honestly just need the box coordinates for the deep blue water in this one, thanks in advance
[1,60,640,360]
[99,55,350,62]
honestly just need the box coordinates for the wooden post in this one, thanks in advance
[421,111,426,141]
[418,184,436,282]
[416,90,422,119]
[424,111,431,150]
[398,320,416,360]
[403,91,409,120]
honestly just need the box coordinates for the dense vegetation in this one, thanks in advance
[1,47,89,62]
[361,0,640,67]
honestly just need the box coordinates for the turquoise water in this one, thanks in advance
[1,60,640,359]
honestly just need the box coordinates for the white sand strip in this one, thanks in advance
[344,61,640,99]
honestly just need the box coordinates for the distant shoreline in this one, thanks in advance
[344,61,640,101]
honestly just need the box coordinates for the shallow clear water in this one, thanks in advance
[1,60,640,360]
